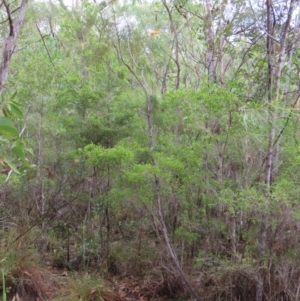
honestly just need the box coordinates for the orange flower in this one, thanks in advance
[150,30,160,36]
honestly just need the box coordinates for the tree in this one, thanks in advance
[3,1,300,300]
[0,0,30,179]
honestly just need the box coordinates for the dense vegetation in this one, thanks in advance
[1,0,300,300]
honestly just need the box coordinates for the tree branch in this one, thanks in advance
[36,23,55,67]
[3,0,14,36]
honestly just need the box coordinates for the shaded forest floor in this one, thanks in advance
[3,265,187,301]
[1,236,298,301]
[2,226,300,301]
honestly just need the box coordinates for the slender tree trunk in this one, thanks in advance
[146,95,200,301]
[161,0,181,91]
[257,2,297,300]
[205,0,217,83]
[256,1,274,300]
[231,215,237,263]
[273,0,297,175]
[0,0,29,94]
[36,108,48,251]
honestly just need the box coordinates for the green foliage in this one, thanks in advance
[83,144,134,167]
[175,226,199,242]
[0,117,18,139]
[0,94,33,178]
[1,1,300,300]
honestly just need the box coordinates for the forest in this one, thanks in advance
[0,0,300,300]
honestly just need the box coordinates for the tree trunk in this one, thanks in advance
[256,1,297,301]
[205,0,217,83]
[0,0,29,94]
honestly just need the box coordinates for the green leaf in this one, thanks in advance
[2,156,20,175]
[10,91,17,100]
[24,147,34,156]
[9,103,23,119]
[2,108,10,118]
[18,164,34,173]
[0,116,19,138]
[11,140,26,162]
